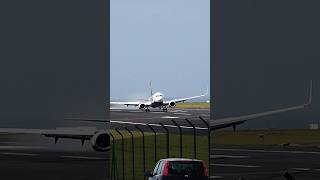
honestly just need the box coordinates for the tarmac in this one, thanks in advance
[1,108,320,180]
[0,138,109,180]
[110,107,210,132]
[210,146,320,180]
[0,107,209,180]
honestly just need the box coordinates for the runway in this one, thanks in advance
[210,145,320,180]
[2,108,320,180]
[110,107,210,132]
[0,107,209,180]
[2,143,320,180]
[0,134,109,180]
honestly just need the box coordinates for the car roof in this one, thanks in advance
[159,158,202,162]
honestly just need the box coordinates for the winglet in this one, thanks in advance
[204,86,209,96]
[306,80,313,106]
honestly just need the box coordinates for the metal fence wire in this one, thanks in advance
[110,116,210,180]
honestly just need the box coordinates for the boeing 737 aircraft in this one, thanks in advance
[111,86,208,112]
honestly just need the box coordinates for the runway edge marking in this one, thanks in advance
[61,155,108,160]
[210,163,260,168]
[1,152,39,156]
[213,148,320,155]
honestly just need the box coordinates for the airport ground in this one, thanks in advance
[110,106,211,130]
[1,107,320,180]
[211,130,320,180]
[211,145,320,180]
[0,134,109,180]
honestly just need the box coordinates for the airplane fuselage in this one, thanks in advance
[149,92,164,108]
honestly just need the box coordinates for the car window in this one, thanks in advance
[152,161,161,175]
[167,161,204,176]
[156,160,164,175]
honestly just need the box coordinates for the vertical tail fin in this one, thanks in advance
[149,81,153,96]
[307,80,313,106]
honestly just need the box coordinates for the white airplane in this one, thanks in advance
[111,85,209,112]
[0,81,313,152]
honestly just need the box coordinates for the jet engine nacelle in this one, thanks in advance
[91,131,110,152]
[139,103,146,109]
[169,101,176,107]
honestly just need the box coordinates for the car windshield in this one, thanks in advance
[167,161,204,176]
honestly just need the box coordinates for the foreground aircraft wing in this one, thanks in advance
[108,89,311,131]
[0,127,110,151]
[0,127,100,139]
[110,101,151,107]
[110,101,140,106]
[70,82,313,132]
[211,81,313,131]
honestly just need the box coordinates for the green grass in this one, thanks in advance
[110,131,209,180]
[212,129,320,145]
[175,102,210,109]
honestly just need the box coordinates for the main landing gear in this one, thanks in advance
[145,108,150,112]
[162,108,168,112]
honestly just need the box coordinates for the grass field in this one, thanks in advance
[110,130,209,180]
[175,102,210,109]
[212,129,320,146]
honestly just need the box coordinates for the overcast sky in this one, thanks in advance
[212,0,320,129]
[110,0,210,101]
[0,0,108,128]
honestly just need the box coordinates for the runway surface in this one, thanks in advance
[0,134,109,180]
[110,107,210,132]
[2,108,320,180]
[210,145,320,180]
[0,108,209,180]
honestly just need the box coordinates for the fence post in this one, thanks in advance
[110,133,117,180]
[185,118,196,159]
[159,123,169,158]
[171,120,183,158]
[199,116,210,178]
[135,125,146,174]
[115,129,125,180]
[125,128,135,180]
[147,124,157,163]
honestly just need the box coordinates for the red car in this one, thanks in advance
[145,158,209,180]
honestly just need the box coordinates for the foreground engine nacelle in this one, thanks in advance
[169,101,176,107]
[91,131,110,152]
[139,103,146,109]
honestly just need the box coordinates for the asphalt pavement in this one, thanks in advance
[2,108,320,180]
[210,145,320,180]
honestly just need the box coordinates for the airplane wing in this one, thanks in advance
[211,81,313,131]
[0,127,100,139]
[110,101,151,107]
[164,89,209,105]
[72,82,313,132]
[0,127,110,152]
[0,127,110,151]
[211,102,310,131]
